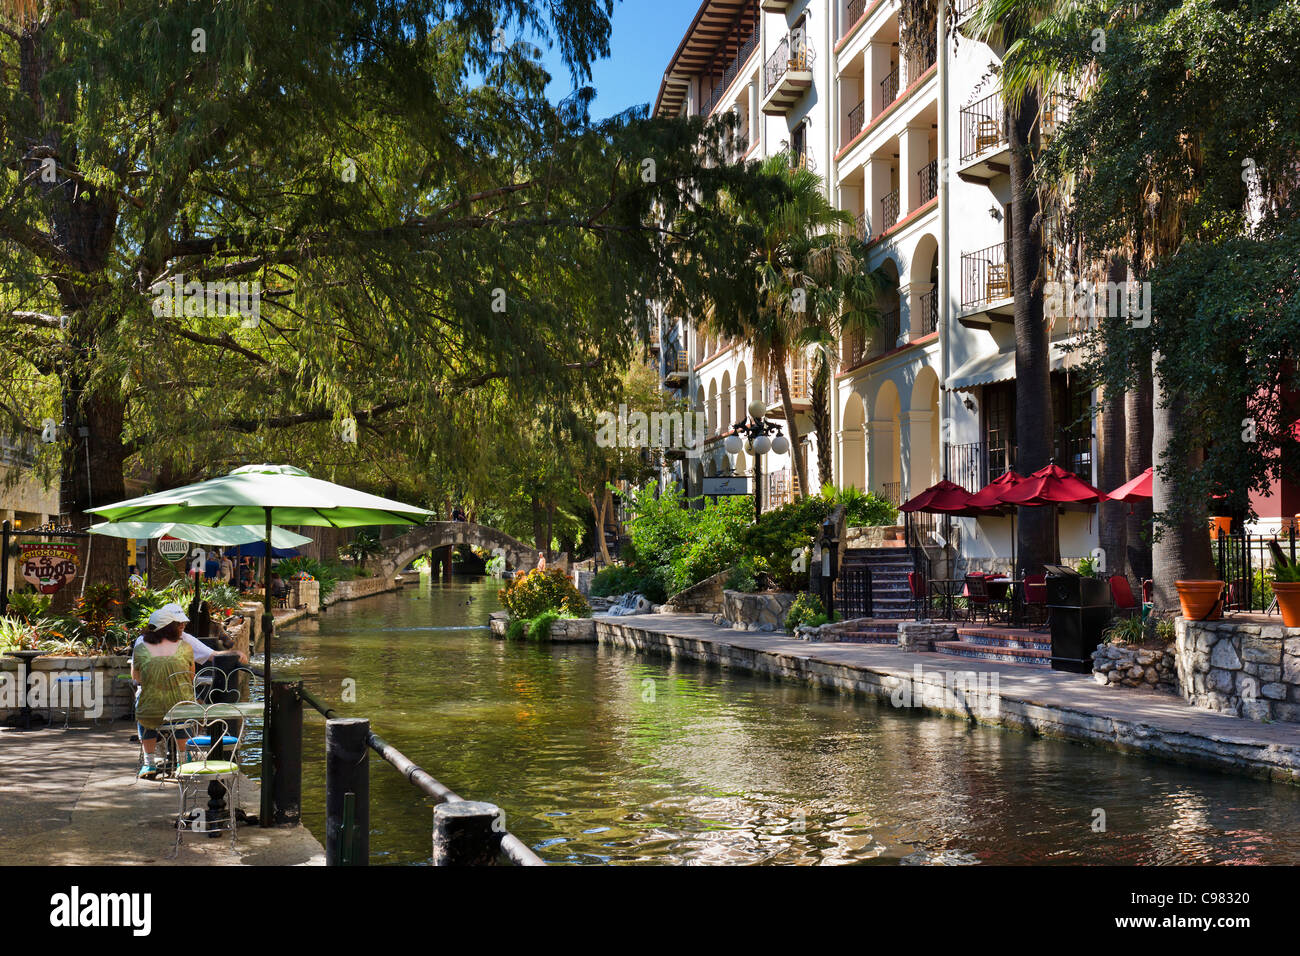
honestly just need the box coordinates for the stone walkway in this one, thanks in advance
[598,613,1300,783]
[0,723,324,865]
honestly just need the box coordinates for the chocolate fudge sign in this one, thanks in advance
[19,542,80,594]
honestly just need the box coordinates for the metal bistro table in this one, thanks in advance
[166,701,262,834]
[3,650,49,729]
[984,577,1023,626]
[928,579,965,621]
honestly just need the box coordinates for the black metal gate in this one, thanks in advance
[835,566,873,620]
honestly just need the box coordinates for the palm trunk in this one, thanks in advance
[1151,355,1215,613]
[811,355,832,489]
[1008,91,1055,576]
[1098,386,1128,581]
[775,361,808,498]
[1125,347,1155,584]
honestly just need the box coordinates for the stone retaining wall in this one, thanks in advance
[897,622,957,652]
[712,590,797,632]
[1175,619,1300,722]
[0,655,135,721]
[662,570,728,614]
[1091,643,1177,692]
[323,575,397,606]
[593,618,1300,784]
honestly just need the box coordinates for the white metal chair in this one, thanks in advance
[164,701,247,856]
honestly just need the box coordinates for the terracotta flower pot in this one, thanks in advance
[1174,580,1225,621]
[1272,581,1300,627]
[1208,516,1232,540]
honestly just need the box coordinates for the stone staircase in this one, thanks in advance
[835,621,901,644]
[934,627,1051,666]
[841,546,918,621]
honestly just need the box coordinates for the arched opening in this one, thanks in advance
[841,390,867,491]
[870,380,903,506]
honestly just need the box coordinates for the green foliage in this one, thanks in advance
[1076,555,1100,578]
[725,558,758,593]
[202,582,244,614]
[740,495,834,592]
[1154,618,1176,644]
[124,579,193,630]
[1102,614,1145,646]
[497,568,590,620]
[1272,563,1300,584]
[785,592,828,633]
[274,557,341,599]
[338,531,385,572]
[0,616,36,653]
[72,585,128,653]
[590,563,660,599]
[836,486,897,528]
[623,483,752,595]
[5,592,51,623]
[484,553,506,576]
[505,617,527,641]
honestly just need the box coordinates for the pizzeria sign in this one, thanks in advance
[19,542,80,594]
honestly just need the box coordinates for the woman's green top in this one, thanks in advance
[133,640,195,729]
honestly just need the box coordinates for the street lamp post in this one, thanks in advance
[724,400,791,522]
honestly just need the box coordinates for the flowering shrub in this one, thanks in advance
[498,568,590,620]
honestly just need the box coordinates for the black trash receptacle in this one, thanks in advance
[1045,567,1111,673]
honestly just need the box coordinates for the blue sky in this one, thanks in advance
[538,0,702,120]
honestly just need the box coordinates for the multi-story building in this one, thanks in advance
[652,0,1102,570]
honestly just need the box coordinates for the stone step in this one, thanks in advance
[837,630,901,645]
[934,640,1051,665]
[955,628,1052,651]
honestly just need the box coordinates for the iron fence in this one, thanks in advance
[918,158,938,205]
[881,188,900,232]
[960,241,1012,312]
[1214,529,1295,613]
[879,66,899,116]
[960,89,1006,163]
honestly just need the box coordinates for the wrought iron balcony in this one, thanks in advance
[762,34,815,115]
[878,66,899,118]
[921,287,938,333]
[960,241,1013,314]
[903,31,936,83]
[959,89,1010,181]
[880,188,900,233]
[846,98,866,145]
[918,158,938,205]
[845,0,868,34]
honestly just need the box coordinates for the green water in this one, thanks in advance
[273,578,1300,865]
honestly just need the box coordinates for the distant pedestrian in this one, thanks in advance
[204,551,220,580]
[219,553,234,583]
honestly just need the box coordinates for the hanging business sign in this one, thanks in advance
[701,476,751,496]
[19,542,80,594]
[156,536,189,560]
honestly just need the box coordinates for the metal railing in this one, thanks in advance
[960,241,1012,312]
[765,32,814,95]
[951,0,982,19]
[255,671,545,866]
[960,89,1007,163]
[918,158,938,205]
[701,31,759,116]
[880,188,900,232]
[845,0,868,33]
[903,31,936,83]
[878,66,899,117]
[855,211,869,241]
[876,304,901,351]
[846,98,866,144]
[1214,529,1294,614]
[882,481,902,507]
[920,287,938,333]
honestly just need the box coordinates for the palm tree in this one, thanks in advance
[700,153,882,499]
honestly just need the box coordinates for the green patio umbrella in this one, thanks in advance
[88,464,433,825]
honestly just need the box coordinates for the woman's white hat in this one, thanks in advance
[148,603,190,628]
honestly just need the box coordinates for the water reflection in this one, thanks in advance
[277,578,1300,865]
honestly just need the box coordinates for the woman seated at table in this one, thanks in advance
[132,606,197,780]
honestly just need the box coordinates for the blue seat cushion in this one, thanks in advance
[188,735,238,747]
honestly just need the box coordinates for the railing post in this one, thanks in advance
[270,679,303,826]
[326,717,370,866]
[432,801,505,866]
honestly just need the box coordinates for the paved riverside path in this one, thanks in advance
[0,724,324,865]
[597,613,1300,783]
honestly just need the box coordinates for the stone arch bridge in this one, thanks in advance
[379,522,558,578]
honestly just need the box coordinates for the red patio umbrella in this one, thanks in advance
[899,479,981,516]
[999,462,1109,506]
[999,462,1108,569]
[967,470,1026,571]
[1108,466,1153,502]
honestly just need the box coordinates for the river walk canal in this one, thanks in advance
[276,579,1300,865]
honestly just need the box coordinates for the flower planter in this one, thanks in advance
[1208,516,1232,540]
[1272,581,1300,627]
[1174,580,1225,621]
